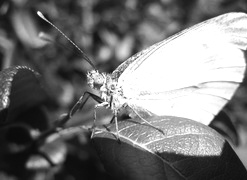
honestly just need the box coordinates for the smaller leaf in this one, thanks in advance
[0,66,48,129]
[0,66,64,177]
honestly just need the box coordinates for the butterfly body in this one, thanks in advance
[87,12,247,126]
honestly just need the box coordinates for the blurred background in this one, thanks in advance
[0,0,247,179]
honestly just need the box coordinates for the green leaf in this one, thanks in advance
[92,116,247,180]
[0,66,48,129]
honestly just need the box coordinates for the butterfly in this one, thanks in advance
[86,12,247,134]
[37,12,247,136]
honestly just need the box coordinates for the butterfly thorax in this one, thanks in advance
[87,70,125,110]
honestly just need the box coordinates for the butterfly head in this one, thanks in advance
[87,70,106,90]
[87,69,119,94]
[87,70,125,109]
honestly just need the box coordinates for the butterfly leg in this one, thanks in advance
[131,108,164,135]
[68,91,104,135]
[69,91,103,118]
[90,101,109,138]
[71,92,121,142]
[113,110,121,143]
[53,92,95,127]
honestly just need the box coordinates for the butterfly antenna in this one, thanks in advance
[37,11,97,70]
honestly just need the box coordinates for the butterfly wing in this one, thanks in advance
[112,12,247,125]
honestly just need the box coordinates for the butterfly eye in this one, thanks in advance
[87,70,106,89]
[110,84,116,91]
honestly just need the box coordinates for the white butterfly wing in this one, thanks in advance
[114,13,247,125]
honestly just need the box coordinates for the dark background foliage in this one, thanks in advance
[0,0,247,179]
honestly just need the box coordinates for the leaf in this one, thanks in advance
[209,110,239,146]
[0,66,50,156]
[92,116,247,180]
[0,66,48,129]
[0,66,65,176]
